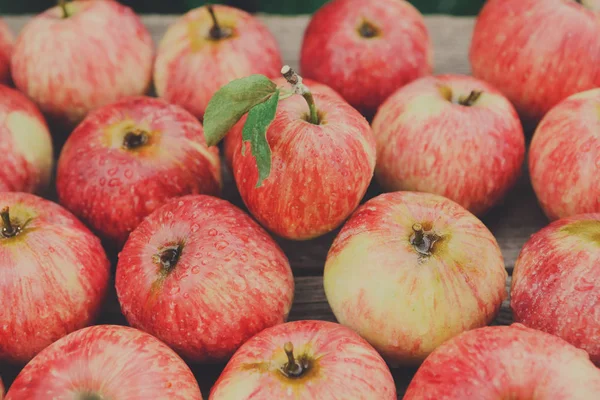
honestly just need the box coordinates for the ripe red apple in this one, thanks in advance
[529,88,600,219]
[511,213,600,365]
[5,325,202,399]
[11,0,154,128]
[0,85,53,194]
[227,82,376,240]
[56,96,221,248]
[300,0,432,118]
[470,0,600,123]
[0,192,110,365]
[116,194,294,363]
[324,191,508,365]
[154,4,282,121]
[404,324,600,399]
[209,320,396,399]
[223,76,344,170]
[0,19,14,84]
[372,74,525,216]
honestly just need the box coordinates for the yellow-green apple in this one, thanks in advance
[323,191,508,365]
[56,96,221,248]
[0,85,53,194]
[220,68,376,240]
[511,214,600,365]
[529,88,600,219]
[0,192,110,365]
[116,194,294,363]
[403,324,600,399]
[223,76,345,170]
[372,74,525,216]
[5,325,202,399]
[209,320,396,399]
[154,4,282,121]
[470,0,600,123]
[300,0,432,118]
[0,19,14,84]
[11,0,154,128]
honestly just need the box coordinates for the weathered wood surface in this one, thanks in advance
[1,14,549,399]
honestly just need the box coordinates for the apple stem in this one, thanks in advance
[123,129,149,150]
[411,223,425,248]
[58,0,70,19]
[206,4,230,40]
[410,223,440,256]
[1,207,17,238]
[283,342,304,377]
[458,90,482,107]
[281,65,319,125]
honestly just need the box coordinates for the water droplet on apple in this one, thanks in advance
[201,259,208,265]
[270,260,278,266]
[191,224,199,233]
[124,169,133,178]
[166,212,174,219]
[208,229,217,236]
[215,241,228,250]
[178,200,184,207]
[240,253,248,262]
[108,178,121,187]
[99,178,106,186]
[108,167,118,176]
[170,286,180,295]
[233,276,247,291]
[191,266,200,274]
[575,278,595,292]
[183,292,190,299]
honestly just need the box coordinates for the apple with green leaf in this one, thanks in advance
[154,4,282,121]
[204,66,376,240]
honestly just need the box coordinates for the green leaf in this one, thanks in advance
[204,75,277,146]
[241,89,280,188]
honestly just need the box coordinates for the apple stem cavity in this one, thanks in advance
[77,392,104,400]
[206,4,231,40]
[58,0,70,19]
[358,20,380,39]
[122,129,149,150]
[458,90,483,107]
[157,243,183,275]
[0,207,17,238]
[282,342,306,378]
[281,65,320,125]
[410,223,440,256]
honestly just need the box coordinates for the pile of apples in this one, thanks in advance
[1,0,599,398]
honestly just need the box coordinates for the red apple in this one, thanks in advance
[300,0,432,118]
[209,320,396,399]
[324,191,508,365]
[470,0,600,123]
[404,324,600,399]
[154,4,282,121]
[529,88,600,219]
[227,85,376,240]
[0,19,14,85]
[0,192,110,365]
[116,194,294,363]
[372,74,525,216]
[11,0,154,128]
[56,96,221,248]
[223,76,344,170]
[0,376,3,400]
[0,85,53,194]
[511,213,600,365]
[5,325,202,399]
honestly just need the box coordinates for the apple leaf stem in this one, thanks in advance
[1,207,17,238]
[458,90,483,107]
[206,4,230,40]
[283,342,305,378]
[58,0,70,19]
[281,65,319,125]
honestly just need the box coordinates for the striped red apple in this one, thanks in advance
[116,195,294,363]
[0,192,110,365]
[5,325,202,399]
[56,96,221,248]
[529,88,600,219]
[209,320,396,399]
[0,85,53,194]
[404,324,600,399]
[372,74,525,216]
[154,4,282,121]
[324,191,508,365]
[511,213,600,365]
[11,0,154,128]
[0,19,14,84]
